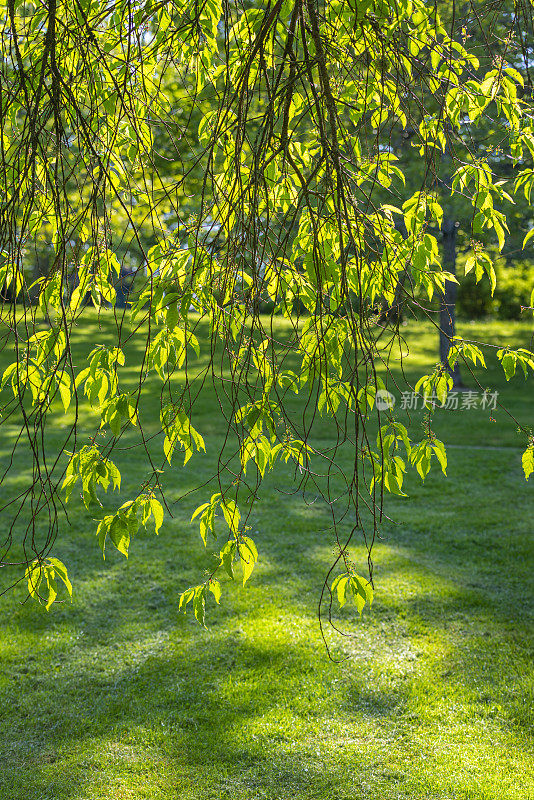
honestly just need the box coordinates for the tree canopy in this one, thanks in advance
[1,0,533,647]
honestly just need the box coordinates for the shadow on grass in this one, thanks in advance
[0,316,533,797]
[1,621,406,798]
[0,472,532,799]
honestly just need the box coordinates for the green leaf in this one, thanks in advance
[522,447,534,481]
[109,516,131,557]
[331,574,350,608]
[25,561,42,599]
[150,498,164,534]
[220,540,236,579]
[178,586,195,612]
[45,572,58,611]
[209,579,222,604]
[193,586,206,626]
[163,435,174,464]
[191,502,210,521]
[59,379,71,412]
[47,558,73,598]
[239,536,258,585]
[221,499,240,534]
[97,516,112,557]
[349,576,373,616]
[332,573,373,614]
[432,440,448,475]
[25,558,73,610]
[497,350,517,381]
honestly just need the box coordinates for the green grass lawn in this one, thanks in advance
[0,315,533,800]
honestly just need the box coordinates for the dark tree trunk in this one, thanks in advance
[440,218,462,387]
[380,218,409,325]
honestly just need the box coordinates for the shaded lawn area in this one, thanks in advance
[0,314,533,799]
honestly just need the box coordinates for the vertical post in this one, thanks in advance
[440,217,462,387]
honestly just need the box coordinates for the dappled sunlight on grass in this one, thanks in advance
[0,316,532,798]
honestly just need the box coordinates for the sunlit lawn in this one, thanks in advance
[0,313,532,800]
